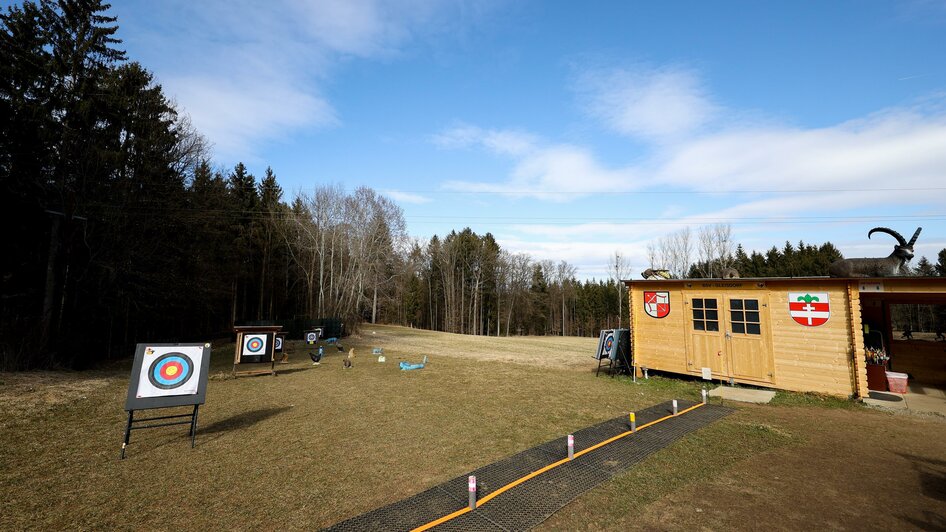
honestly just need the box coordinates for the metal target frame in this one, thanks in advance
[122,342,212,459]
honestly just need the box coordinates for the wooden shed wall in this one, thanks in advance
[630,287,689,375]
[764,281,858,396]
[629,280,861,397]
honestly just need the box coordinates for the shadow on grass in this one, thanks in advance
[200,406,292,435]
[896,452,946,503]
[273,367,317,376]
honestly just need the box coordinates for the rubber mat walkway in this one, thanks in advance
[325,400,733,531]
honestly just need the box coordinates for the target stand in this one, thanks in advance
[233,325,282,377]
[594,329,632,377]
[122,342,212,459]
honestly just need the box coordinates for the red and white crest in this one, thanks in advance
[644,291,670,319]
[789,292,830,326]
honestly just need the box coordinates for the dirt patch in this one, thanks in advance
[0,371,113,423]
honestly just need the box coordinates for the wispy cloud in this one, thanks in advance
[431,124,538,155]
[384,189,432,204]
[575,64,719,141]
[656,108,946,193]
[119,0,481,162]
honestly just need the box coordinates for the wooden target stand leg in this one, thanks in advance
[121,405,200,459]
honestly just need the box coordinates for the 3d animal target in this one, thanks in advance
[125,343,211,410]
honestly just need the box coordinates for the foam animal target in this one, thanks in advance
[135,345,204,399]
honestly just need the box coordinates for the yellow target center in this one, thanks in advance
[165,365,178,377]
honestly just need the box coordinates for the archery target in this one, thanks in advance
[603,331,615,359]
[305,331,318,344]
[136,345,204,398]
[274,335,284,352]
[243,334,268,357]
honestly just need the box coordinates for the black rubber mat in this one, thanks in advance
[324,401,733,531]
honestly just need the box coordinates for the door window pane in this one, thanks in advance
[692,298,719,332]
[730,299,761,336]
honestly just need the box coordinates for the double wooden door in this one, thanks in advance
[686,293,774,383]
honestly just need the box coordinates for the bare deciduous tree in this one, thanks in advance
[607,251,632,328]
[648,227,693,278]
[697,223,734,278]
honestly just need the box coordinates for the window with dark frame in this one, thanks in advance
[692,298,719,332]
[730,298,761,335]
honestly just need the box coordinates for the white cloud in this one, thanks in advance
[169,76,337,159]
[121,0,474,163]
[432,124,537,155]
[434,124,645,200]
[656,109,946,192]
[384,189,432,204]
[577,65,718,140]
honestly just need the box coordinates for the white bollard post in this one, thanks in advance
[567,434,574,460]
[629,412,636,432]
[702,388,708,404]
[468,476,476,510]
[672,399,678,415]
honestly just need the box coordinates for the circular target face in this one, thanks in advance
[148,352,194,389]
[305,332,317,342]
[275,336,283,350]
[246,337,264,353]
[604,334,614,354]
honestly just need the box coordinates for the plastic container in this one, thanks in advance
[885,371,909,394]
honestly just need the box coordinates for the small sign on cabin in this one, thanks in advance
[859,281,885,293]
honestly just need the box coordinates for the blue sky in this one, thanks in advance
[78,1,946,277]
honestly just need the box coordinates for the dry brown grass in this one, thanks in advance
[1,324,944,530]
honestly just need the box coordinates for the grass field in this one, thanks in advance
[1,324,945,530]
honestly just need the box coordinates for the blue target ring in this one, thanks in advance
[148,353,194,390]
[604,335,614,354]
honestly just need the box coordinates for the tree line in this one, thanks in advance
[0,1,627,370]
[4,2,946,371]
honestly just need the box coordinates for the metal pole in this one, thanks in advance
[121,410,134,459]
[468,476,476,510]
[567,434,574,460]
